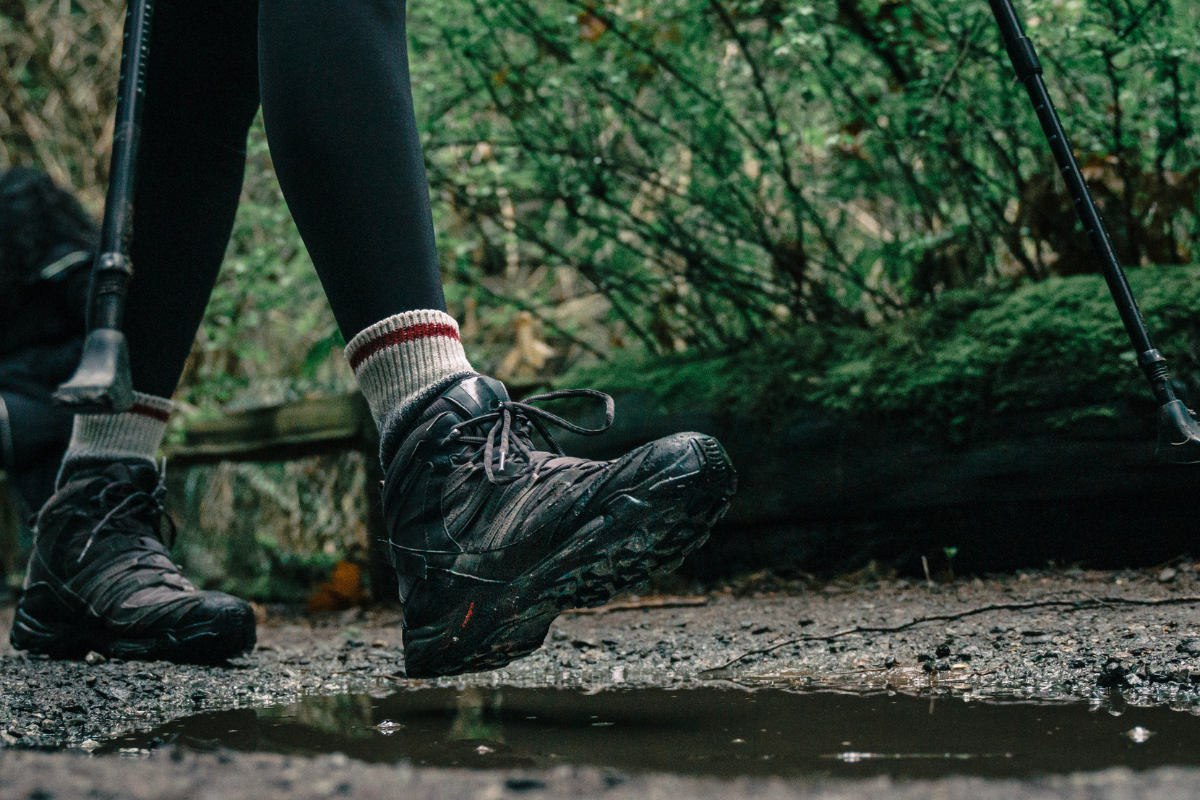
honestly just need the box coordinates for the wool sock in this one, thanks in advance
[59,391,173,476]
[345,309,476,465]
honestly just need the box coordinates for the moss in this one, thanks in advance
[561,266,1200,437]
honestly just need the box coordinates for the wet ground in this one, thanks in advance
[7,567,1200,797]
[99,686,1200,779]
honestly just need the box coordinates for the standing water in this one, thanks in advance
[99,687,1200,779]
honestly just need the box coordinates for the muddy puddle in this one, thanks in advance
[98,687,1200,779]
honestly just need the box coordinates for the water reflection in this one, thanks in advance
[100,687,1200,779]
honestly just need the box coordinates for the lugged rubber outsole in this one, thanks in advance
[9,602,257,664]
[402,436,736,677]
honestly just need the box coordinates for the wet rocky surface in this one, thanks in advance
[6,567,1200,797]
[6,750,1200,800]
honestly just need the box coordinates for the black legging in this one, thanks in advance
[125,0,446,398]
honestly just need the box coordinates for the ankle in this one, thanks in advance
[345,310,476,466]
[58,392,172,486]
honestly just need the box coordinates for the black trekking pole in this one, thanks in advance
[987,0,1200,463]
[53,0,154,413]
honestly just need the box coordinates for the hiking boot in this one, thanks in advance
[9,460,255,662]
[384,375,736,677]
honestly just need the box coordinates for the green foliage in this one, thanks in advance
[414,0,1200,355]
[0,0,122,211]
[563,265,1200,435]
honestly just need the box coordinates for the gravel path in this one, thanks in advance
[5,751,1200,800]
[6,567,1200,797]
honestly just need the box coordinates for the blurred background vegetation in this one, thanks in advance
[3,0,1198,597]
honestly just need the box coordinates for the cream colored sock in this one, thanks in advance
[345,309,476,464]
[61,391,173,466]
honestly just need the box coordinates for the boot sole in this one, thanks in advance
[402,435,736,677]
[9,602,257,664]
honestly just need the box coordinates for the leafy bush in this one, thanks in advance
[562,265,1200,435]
[415,0,1200,354]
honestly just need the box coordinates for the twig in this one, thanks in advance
[703,595,1200,672]
[564,596,708,615]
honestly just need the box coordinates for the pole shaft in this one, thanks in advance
[986,0,1174,404]
[89,0,154,332]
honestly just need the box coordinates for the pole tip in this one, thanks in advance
[1156,400,1200,464]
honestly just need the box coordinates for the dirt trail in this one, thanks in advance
[6,569,1200,797]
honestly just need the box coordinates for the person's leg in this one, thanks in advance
[257,0,736,678]
[57,0,264,471]
[10,0,262,663]
[258,0,445,337]
[259,0,471,464]
[122,0,263,398]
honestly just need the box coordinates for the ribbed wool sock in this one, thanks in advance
[60,391,173,474]
[345,309,477,466]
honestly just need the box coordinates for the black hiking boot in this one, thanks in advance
[9,460,255,662]
[384,375,736,677]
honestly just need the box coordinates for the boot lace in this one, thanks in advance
[76,461,177,563]
[444,389,616,484]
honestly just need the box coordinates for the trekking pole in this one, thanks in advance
[986,0,1200,463]
[54,0,154,413]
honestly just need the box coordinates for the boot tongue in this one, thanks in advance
[57,457,161,489]
[441,375,510,420]
[417,376,510,427]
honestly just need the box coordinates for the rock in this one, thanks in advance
[1159,568,1178,583]
[935,644,951,659]
[1176,639,1200,656]
[84,652,106,666]
[94,686,129,703]
[1097,660,1130,689]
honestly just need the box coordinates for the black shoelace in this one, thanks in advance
[445,389,616,484]
[77,464,178,563]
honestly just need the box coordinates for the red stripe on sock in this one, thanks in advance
[348,322,460,371]
[130,403,171,423]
